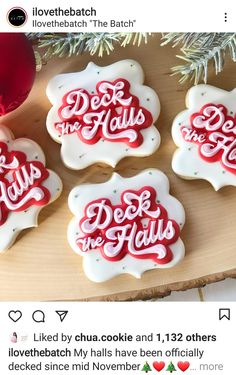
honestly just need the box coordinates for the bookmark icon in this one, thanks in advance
[55,310,68,322]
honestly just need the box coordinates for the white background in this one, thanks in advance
[0,302,234,374]
[0,0,235,32]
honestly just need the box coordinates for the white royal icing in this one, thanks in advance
[172,84,236,190]
[0,125,63,252]
[67,169,185,282]
[46,60,161,170]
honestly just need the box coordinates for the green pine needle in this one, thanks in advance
[28,32,151,61]
[161,32,236,84]
[29,32,236,84]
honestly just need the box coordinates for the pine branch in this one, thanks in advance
[120,32,151,47]
[85,33,121,57]
[28,33,152,62]
[161,33,218,49]
[36,33,89,59]
[27,33,45,40]
[161,33,236,84]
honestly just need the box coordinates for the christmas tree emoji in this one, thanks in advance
[141,361,152,373]
[166,361,176,373]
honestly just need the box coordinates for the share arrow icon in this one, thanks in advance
[55,310,68,322]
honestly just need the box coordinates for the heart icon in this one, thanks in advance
[153,361,165,372]
[177,361,190,372]
[8,310,22,322]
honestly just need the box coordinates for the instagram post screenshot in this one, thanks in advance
[0,0,235,374]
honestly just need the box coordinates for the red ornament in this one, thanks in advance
[0,33,35,116]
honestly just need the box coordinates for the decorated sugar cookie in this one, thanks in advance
[172,84,236,190]
[46,60,160,170]
[0,125,62,252]
[68,169,185,282]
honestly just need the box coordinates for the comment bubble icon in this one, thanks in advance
[32,310,45,323]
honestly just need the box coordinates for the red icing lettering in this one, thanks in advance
[181,104,236,174]
[0,142,50,225]
[76,187,180,264]
[55,79,153,147]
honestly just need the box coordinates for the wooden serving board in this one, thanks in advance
[0,34,236,301]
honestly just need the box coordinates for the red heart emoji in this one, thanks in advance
[178,361,190,372]
[153,361,165,372]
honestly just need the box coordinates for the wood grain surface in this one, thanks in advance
[0,34,236,301]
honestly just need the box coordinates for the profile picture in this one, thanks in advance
[9,332,28,343]
[10,332,17,343]
[7,7,27,27]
